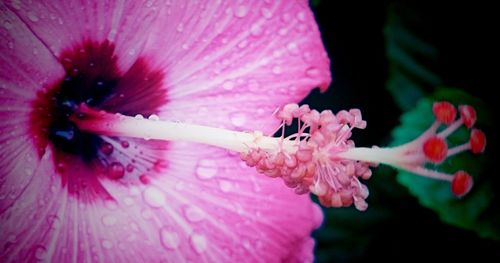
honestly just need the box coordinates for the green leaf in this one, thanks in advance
[391,88,499,240]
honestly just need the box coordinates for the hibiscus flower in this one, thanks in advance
[0,1,331,262]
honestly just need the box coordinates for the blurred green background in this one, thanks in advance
[304,1,499,262]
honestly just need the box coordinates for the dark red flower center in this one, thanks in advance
[29,41,167,199]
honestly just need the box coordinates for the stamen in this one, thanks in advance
[72,101,485,211]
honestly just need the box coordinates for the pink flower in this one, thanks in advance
[0,1,331,262]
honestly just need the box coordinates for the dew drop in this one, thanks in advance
[126,164,134,172]
[139,174,150,184]
[219,180,233,192]
[222,80,235,90]
[143,186,166,208]
[234,5,249,18]
[250,23,263,36]
[101,239,113,249]
[305,67,321,78]
[176,23,184,32]
[190,234,207,253]
[24,168,33,176]
[296,11,306,22]
[121,140,130,148]
[248,79,260,92]
[148,114,160,121]
[272,65,282,75]
[108,162,125,179]
[287,42,299,55]
[184,206,205,222]
[141,209,154,219]
[34,246,47,260]
[195,159,218,180]
[123,197,134,206]
[260,8,272,19]
[160,228,180,249]
[107,29,117,41]
[281,13,292,22]
[3,20,13,30]
[104,200,118,210]
[230,112,247,127]
[237,39,249,49]
[302,51,314,63]
[27,12,39,22]
[11,0,21,10]
[101,215,117,226]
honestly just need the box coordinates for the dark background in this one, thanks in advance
[305,1,500,262]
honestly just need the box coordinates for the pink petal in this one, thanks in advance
[2,144,323,262]
[0,3,63,212]
[3,0,164,70]
[141,0,331,128]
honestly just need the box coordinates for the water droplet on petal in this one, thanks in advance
[184,206,205,222]
[176,23,184,32]
[238,40,248,49]
[230,112,247,127]
[121,140,130,148]
[3,20,13,30]
[250,23,263,36]
[28,12,39,22]
[305,67,320,78]
[272,65,282,75]
[234,5,248,18]
[248,79,260,92]
[107,29,117,41]
[219,180,233,192]
[160,228,180,249]
[195,159,218,180]
[260,8,273,19]
[11,0,21,10]
[296,11,306,22]
[278,28,288,36]
[287,42,299,55]
[143,186,166,208]
[108,162,125,179]
[123,197,134,206]
[148,114,160,121]
[104,200,118,210]
[126,164,134,172]
[34,246,47,260]
[141,209,154,219]
[101,239,113,249]
[101,215,117,226]
[282,13,292,22]
[222,80,235,90]
[190,234,207,253]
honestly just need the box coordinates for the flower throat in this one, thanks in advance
[30,41,166,162]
